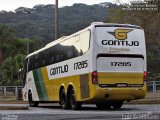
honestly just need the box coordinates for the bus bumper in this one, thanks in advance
[91,84,146,101]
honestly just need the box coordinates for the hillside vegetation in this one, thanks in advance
[0,3,108,44]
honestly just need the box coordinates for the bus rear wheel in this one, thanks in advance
[69,88,82,110]
[60,89,69,109]
[112,101,123,109]
[28,91,39,107]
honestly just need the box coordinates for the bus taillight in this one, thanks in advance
[144,71,148,81]
[92,71,98,84]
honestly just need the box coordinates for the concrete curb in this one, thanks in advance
[125,100,160,104]
[0,101,27,104]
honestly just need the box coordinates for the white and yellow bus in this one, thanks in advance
[22,22,147,110]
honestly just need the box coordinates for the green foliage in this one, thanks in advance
[0,4,108,43]
[106,6,127,23]
[0,54,25,86]
[0,24,16,41]
[0,24,17,62]
[0,24,39,86]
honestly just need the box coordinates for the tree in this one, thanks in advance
[1,57,15,85]
[0,24,17,63]
[0,54,25,86]
[0,24,40,85]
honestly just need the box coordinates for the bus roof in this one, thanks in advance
[25,22,142,59]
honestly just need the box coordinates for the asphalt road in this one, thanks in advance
[0,104,160,120]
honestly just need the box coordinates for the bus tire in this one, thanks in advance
[112,101,123,109]
[28,91,39,107]
[60,89,69,109]
[96,103,111,110]
[69,88,82,110]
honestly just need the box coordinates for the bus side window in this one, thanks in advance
[73,35,81,57]
[73,47,79,57]
[28,59,31,71]
[41,52,44,67]
[55,44,63,63]
[46,49,50,66]
[34,54,39,69]
[63,46,68,60]
[68,46,74,59]
[31,56,35,70]
[45,47,55,65]
[28,56,33,71]
[61,39,72,60]
[40,52,45,67]
[49,47,55,64]
[80,30,90,54]
[51,56,55,64]
[56,55,63,62]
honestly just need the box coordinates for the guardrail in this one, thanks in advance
[146,81,160,100]
[0,81,160,101]
[0,86,23,101]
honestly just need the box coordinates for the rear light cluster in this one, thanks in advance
[92,71,147,84]
[144,71,148,81]
[92,71,98,84]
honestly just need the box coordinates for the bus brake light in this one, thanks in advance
[92,71,98,84]
[144,71,148,81]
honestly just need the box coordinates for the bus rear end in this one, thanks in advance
[91,24,147,108]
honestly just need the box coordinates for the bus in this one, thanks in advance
[22,22,147,110]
